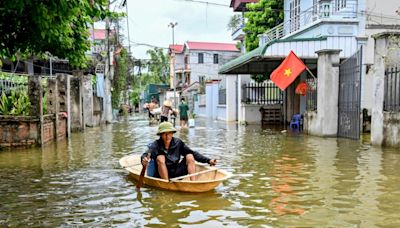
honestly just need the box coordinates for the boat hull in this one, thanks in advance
[119,155,231,193]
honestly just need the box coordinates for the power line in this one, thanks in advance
[172,0,229,7]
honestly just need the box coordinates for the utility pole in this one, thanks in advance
[104,0,113,123]
[168,22,178,109]
[123,0,132,105]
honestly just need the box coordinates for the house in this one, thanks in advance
[168,41,240,119]
[220,0,400,144]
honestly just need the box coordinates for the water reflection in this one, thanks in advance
[1,114,400,227]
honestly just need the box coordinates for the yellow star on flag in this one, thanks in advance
[284,68,292,77]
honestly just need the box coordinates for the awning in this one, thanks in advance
[218,44,269,74]
[219,37,328,75]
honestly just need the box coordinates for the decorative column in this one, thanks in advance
[310,49,341,136]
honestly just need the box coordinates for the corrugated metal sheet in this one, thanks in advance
[264,36,357,58]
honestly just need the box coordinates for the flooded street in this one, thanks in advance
[1,115,400,227]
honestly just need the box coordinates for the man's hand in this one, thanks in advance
[142,156,150,166]
[209,159,217,166]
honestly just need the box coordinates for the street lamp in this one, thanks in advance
[168,22,178,109]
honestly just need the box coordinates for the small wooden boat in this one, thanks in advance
[119,154,232,193]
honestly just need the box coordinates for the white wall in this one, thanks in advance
[188,50,240,83]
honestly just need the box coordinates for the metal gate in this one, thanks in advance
[338,47,362,139]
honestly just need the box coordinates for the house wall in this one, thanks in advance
[238,74,252,123]
[241,104,262,124]
[226,75,237,121]
[217,105,227,121]
[188,50,239,83]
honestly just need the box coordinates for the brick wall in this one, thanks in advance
[0,115,68,148]
[0,116,39,147]
[42,116,54,144]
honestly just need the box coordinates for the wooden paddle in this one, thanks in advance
[136,155,150,191]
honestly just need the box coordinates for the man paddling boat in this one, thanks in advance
[141,122,217,181]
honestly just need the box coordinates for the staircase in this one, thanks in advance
[260,105,283,125]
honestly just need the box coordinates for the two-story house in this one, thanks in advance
[169,41,240,118]
[220,0,400,141]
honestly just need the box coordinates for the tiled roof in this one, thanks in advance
[230,0,259,12]
[90,29,114,40]
[186,41,239,52]
[169,44,184,54]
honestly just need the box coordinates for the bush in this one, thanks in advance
[0,91,30,116]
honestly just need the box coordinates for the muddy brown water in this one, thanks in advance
[1,115,399,227]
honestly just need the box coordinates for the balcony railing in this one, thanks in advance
[259,1,357,45]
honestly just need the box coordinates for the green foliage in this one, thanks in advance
[127,48,170,105]
[251,74,270,83]
[227,14,242,31]
[0,0,121,68]
[112,47,129,109]
[0,92,13,115]
[129,88,141,106]
[236,41,242,51]
[12,91,30,115]
[243,0,284,51]
[42,92,47,114]
[146,48,170,84]
[0,91,30,116]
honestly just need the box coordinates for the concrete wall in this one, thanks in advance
[238,74,252,123]
[241,104,262,124]
[0,117,39,147]
[82,75,94,127]
[371,32,400,147]
[383,113,400,147]
[226,75,237,121]
[217,105,226,121]
[70,77,82,132]
[93,96,103,126]
[205,80,219,119]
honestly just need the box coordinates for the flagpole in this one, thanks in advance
[305,67,317,80]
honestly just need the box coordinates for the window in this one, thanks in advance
[289,0,300,32]
[213,54,219,64]
[199,75,205,84]
[336,0,346,11]
[198,53,204,64]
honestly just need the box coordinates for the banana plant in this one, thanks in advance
[0,92,12,115]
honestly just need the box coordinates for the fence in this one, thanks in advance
[306,77,318,111]
[384,66,400,112]
[218,88,226,105]
[242,81,283,105]
[0,72,29,95]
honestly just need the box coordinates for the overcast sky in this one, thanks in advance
[116,0,236,59]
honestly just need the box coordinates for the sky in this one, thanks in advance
[115,0,236,59]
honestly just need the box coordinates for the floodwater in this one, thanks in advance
[1,115,399,227]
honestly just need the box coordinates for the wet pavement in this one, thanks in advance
[1,114,399,227]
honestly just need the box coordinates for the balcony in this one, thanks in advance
[259,1,357,46]
[231,23,245,41]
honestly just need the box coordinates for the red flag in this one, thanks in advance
[270,51,306,91]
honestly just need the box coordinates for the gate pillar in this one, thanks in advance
[309,49,341,136]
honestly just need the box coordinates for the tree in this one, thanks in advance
[243,0,284,51]
[112,47,129,109]
[0,0,117,68]
[227,14,242,32]
[146,48,170,84]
